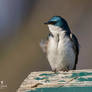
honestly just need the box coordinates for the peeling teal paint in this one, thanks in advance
[78,72,92,76]
[70,72,92,78]
[18,70,92,92]
[78,78,92,81]
[27,87,92,92]
[39,73,55,76]
[35,77,47,80]
[35,72,92,82]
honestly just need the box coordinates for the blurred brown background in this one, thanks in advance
[0,0,92,92]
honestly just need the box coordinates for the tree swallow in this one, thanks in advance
[40,16,79,72]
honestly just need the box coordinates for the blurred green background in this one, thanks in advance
[0,0,92,92]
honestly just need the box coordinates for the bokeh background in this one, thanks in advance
[0,0,92,92]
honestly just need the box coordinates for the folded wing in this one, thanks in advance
[70,33,80,69]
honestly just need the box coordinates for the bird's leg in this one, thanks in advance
[61,66,69,72]
[52,69,58,74]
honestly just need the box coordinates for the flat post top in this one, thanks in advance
[17,69,92,92]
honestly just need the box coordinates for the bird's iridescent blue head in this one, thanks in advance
[44,16,70,31]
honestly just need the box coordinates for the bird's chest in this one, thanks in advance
[47,33,74,60]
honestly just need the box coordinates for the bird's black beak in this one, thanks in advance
[44,21,50,24]
[44,21,56,25]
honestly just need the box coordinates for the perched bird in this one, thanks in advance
[40,16,79,72]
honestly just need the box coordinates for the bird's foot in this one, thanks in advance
[61,66,69,72]
[52,69,58,74]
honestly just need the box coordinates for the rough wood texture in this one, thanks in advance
[17,69,92,92]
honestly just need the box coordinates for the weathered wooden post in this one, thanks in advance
[17,69,92,92]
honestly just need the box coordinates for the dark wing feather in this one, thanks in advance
[70,33,79,70]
